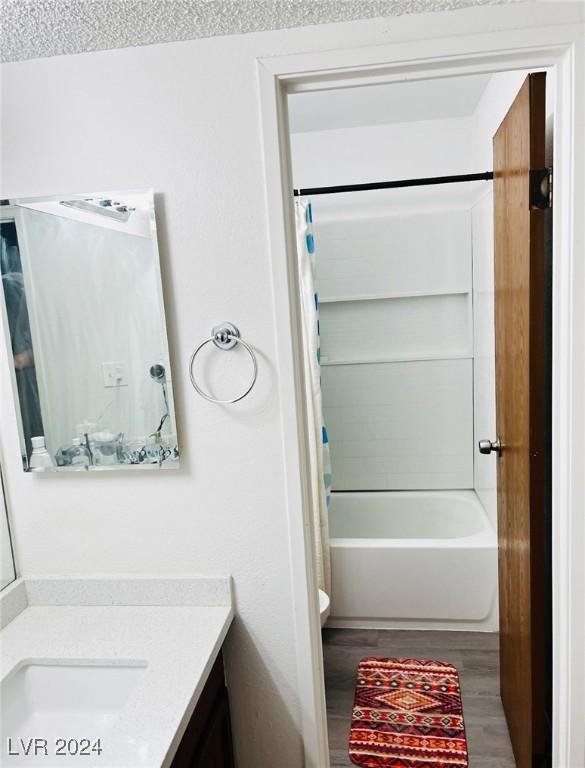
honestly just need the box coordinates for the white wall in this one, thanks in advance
[291,117,474,189]
[471,70,533,170]
[288,75,491,133]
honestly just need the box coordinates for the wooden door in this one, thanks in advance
[493,72,549,768]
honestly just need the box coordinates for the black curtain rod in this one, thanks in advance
[293,171,494,197]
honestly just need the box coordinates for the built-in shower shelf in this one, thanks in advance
[319,289,470,304]
[320,352,473,366]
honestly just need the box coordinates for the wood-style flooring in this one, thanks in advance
[323,628,516,768]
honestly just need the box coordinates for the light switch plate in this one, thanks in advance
[102,361,128,388]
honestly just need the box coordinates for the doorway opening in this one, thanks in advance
[287,69,553,767]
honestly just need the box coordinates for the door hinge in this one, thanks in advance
[530,167,553,209]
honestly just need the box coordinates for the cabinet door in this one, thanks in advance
[170,652,234,768]
[193,692,234,768]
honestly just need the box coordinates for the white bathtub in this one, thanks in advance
[328,490,498,630]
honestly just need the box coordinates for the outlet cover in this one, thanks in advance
[102,361,128,388]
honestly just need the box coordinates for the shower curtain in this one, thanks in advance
[295,200,332,596]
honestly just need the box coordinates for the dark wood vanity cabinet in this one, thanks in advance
[170,652,235,768]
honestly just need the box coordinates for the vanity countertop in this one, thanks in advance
[0,577,234,768]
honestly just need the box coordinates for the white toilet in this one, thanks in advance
[318,589,330,627]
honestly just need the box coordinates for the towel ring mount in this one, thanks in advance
[189,323,257,404]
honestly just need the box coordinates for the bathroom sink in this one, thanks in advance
[1,661,146,763]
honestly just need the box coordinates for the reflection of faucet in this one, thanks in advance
[149,364,169,439]
[83,432,94,466]
[115,432,125,462]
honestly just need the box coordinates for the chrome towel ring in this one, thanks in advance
[189,322,258,404]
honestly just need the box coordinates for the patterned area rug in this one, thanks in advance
[349,657,468,768]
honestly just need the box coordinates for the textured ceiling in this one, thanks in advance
[0,0,513,64]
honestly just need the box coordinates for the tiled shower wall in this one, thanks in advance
[471,190,497,528]
[315,206,474,490]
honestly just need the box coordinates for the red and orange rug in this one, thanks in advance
[349,657,468,768]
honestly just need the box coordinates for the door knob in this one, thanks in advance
[479,438,502,456]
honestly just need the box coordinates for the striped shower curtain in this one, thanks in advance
[295,199,332,596]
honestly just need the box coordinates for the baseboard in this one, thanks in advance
[325,616,499,632]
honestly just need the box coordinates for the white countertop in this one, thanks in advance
[0,577,234,768]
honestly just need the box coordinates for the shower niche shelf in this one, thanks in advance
[319,288,470,304]
[321,352,473,367]
[319,292,472,364]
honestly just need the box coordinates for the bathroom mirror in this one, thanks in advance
[0,190,179,472]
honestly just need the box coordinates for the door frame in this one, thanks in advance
[257,7,584,767]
